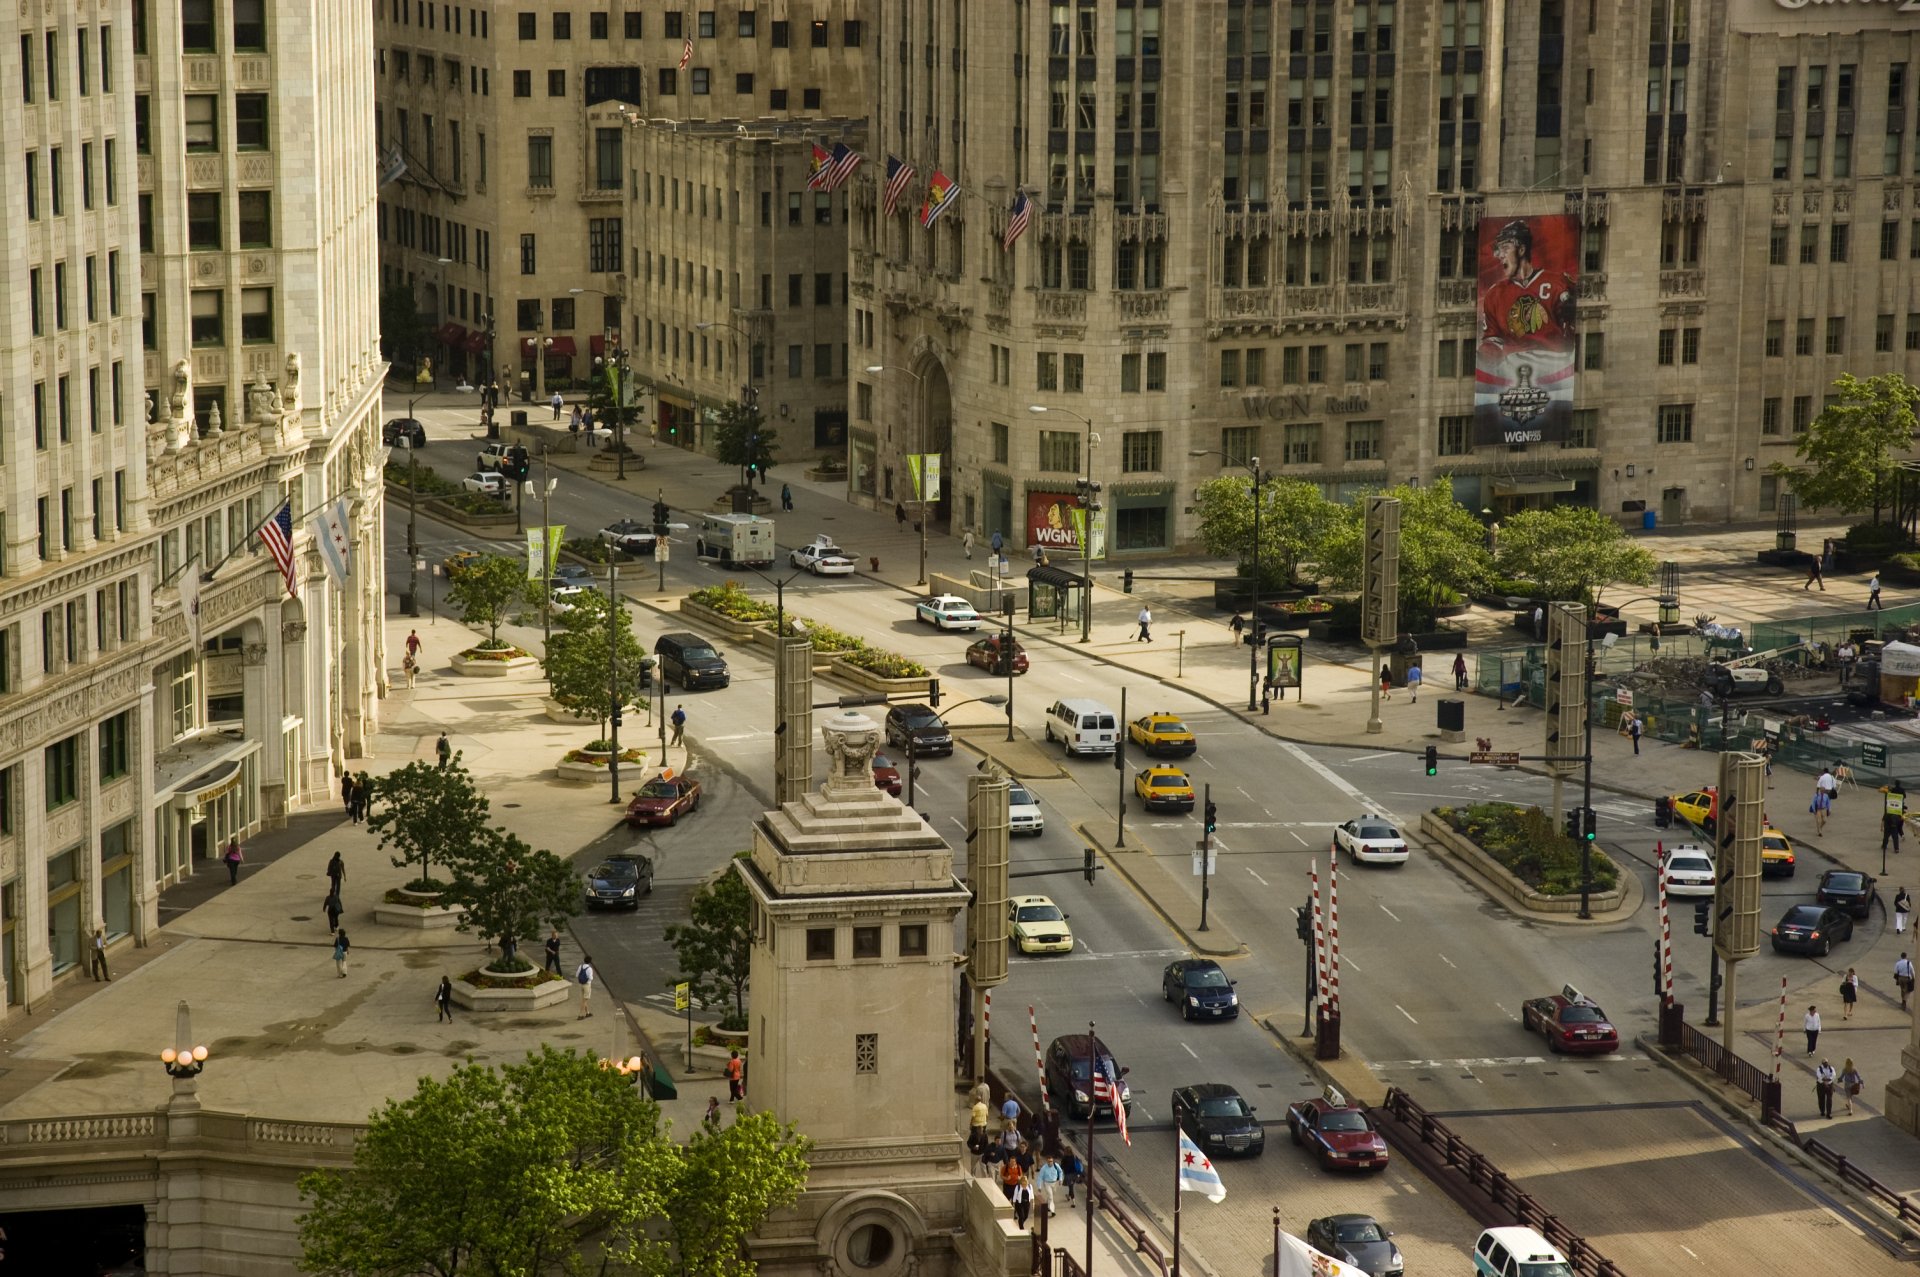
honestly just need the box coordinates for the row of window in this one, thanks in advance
[382,0,489,41]
[381,206,493,280]
[1222,343,1391,388]
[516,9,860,47]
[41,710,135,815]
[140,287,276,349]
[138,91,270,155]
[23,367,131,453]
[26,254,125,337]
[18,20,115,104]
[23,139,120,221]
[1766,313,1920,357]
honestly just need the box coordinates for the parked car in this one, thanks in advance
[1161,958,1239,1020]
[1306,1215,1403,1277]
[624,775,703,827]
[583,854,653,910]
[789,536,857,575]
[1333,816,1409,866]
[1008,895,1074,955]
[1770,903,1855,956]
[884,704,953,756]
[1816,869,1877,919]
[462,471,510,498]
[382,417,427,448]
[1128,713,1197,757]
[1662,846,1716,897]
[601,520,658,557]
[914,594,982,630]
[551,563,598,587]
[1520,985,1620,1055]
[1043,1033,1131,1120]
[1286,1086,1390,1172]
[1171,1083,1263,1157]
[965,634,1028,675]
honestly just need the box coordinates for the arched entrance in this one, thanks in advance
[912,356,953,534]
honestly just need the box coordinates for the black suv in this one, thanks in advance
[884,704,952,756]
[655,631,730,690]
[1043,1033,1131,1120]
[583,854,654,910]
[383,417,427,448]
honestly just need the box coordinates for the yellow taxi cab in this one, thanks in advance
[1134,766,1197,812]
[1672,785,1793,877]
[1670,787,1718,831]
[1128,712,1197,757]
[1761,826,1796,878]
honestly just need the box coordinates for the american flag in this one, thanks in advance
[883,154,916,219]
[1092,1056,1131,1146]
[824,142,863,192]
[806,142,834,191]
[678,35,692,69]
[1001,191,1032,251]
[258,499,297,597]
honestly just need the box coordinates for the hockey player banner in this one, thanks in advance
[1474,214,1577,447]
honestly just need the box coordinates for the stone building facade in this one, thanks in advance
[858,0,1920,556]
[0,0,386,1009]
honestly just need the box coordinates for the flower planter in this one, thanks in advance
[373,888,467,930]
[829,655,932,698]
[450,964,574,1012]
[543,696,601,727]
[556,747,649,784]
[706,1024,749,1049]
[1419,811,1626,916]
[678,598,767,643]
[451,648,538,677]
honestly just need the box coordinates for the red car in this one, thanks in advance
[624,775,703,827]
[1286,1087,1390,1172]
[873,755,902,797]
[1521,985,1620,1055]
[965,634,1028,676]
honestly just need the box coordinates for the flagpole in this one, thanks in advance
[1084,1020,1096,1277]
[203,494,317,582]
[1172,1134,1182,1277]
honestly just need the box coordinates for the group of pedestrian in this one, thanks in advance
[1814,1057,1867,1118]
[963,1091,1081,1230]
[340,771,375,824]
[323,851,345,930]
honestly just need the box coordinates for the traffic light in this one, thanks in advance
[1296,901,1312,943]
[610,704,623,728]
[1424,745,1438,776]
[1082,846,1097,884]
[1204,800,1219,835]
[1122,569,1135,594]
[652,499,670,535]
[1581,807,1597,842]
[1564,810,1581,841]
[1653,940,1663,998]
[1693,899,1711,936]
[927,677,941,708]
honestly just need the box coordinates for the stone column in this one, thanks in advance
[242,623,286,823]
[1884,1001,1920,1135]
[773,635,814,805]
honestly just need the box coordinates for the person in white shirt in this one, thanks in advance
[1804,1005,1822,1055]
[1895,953,1915,1011]
[1814,1059,1837,1118]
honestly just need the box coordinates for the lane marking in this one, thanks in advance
[1378,903,1401,922]
[1181,1042,1199,1060]
[1245,867,1269,886]
[948,817,966,832]
[1438,953,1457,969]
[1368,1054,1644,1070]
[1395,1004,1419,1024]
[1346,752,1395,763]
[1289,831,1308,847]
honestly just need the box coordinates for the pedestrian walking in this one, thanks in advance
[1804,1005,1822,1054]
[88,927,110,981]
[968,1093,990,1150]
[1532,605,1545,640]
[1812,785,1831,836]
[544,928,563,974]
[435,975,454,1023]
[576,956,595,1018]
[570,405,584,432]
[726,1048,745,1102]
[340,771,354,814]
[1895,953,1915,1010]
[1815,1059,1837,1118]
[358,772,376,826]
[1817,765,1838,806]
[333,928,351,978]
[1379,665,1393,699]
[1868,573,1884,610]
[1405,661,1423,703]
[1061,1148,1084,1203]
[1896,887,1912,934]
[406,629,423,661]
[1840,1059,1864,1115]
[671,705,687,746]
[962,528,974,560]
[436,732,452,767]
[1011,1174,1035,1229]
[223,837,244,885]
[1805,558,1825,590]
[402,652,417,688]
[1629,714,1644,755]
[1036,1153,1063,1217]
[1136,606,1153,642]
[550,390,565,420]
[1840,967,1860,1018]
[1884,813,1906,856]
[781,482,794,512]
[895,502,908,528]
[999,1154,1023,1202]
[323,890,343,931]
[326,850,346,893]
[704,1096,723,1130]
[1229,612,1246,643]
[1452,651,1469,690]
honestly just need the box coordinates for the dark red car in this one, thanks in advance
[965,634,1028,676]
[1285,1088,1390,1172]
[872,755,902,797]
[624,775,703,827]
[1521,985,1620,1055]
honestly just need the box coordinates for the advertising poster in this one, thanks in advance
[1027,492,1083,555]
[1474,214,1578,446]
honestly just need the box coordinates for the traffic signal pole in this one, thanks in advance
[1199,783,1213,932]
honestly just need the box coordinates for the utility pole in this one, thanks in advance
[404,392,422,619]
[1247,457,1262,710]
[532,446,556,682]
[1360,496,1400,734]
[607,547,624,804]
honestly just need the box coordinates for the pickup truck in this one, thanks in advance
[476,442,514,472]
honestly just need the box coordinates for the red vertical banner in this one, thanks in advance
[1474,213,1578,446]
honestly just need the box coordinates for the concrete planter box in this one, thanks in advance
[556,748,648,784]
[744,625,857,670]
[589,450,645,472]
[450,649,538,677]
[450,964,574,1012]
[543,696,600,727]
[1419,810,1626,916]
[373,896,467,929]
[829,655,931,699]
[386,483,518,532]
[804,464,847,482]
[678,598,768,643]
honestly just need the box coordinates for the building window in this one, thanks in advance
[1762,397,1783,436]
[98,711,131,781]
[691,67,710,94]
[238,190,271,247]
[1038,431,1080,473]
[1768,225,1788,265]
[854,1032,878,1073]
[1800,224,1819,264]
[1877,313,1895,353]
[190,289,223,345]
[1438,414,1471,456]
[517,11,536,39]
[1795,318,1814,356]
[241,288,273,343]
[1830,223,1850,263]
[899,923,927,956]
[594,128,621,189]
[1826,316,1847,355]
[184,95,218,151]
[990,422,1009,464]
[657,68,677,95]
[806,927,835,961]
[1765,320,1784,358]
[1284,423,1320,465]
[1036,352,1058,392]
[513,70,531,97]
[1883,221,1902,261]
[1221,426,1257,468]
[1657,329,1676,366]
[520,233,537,275]
[187,192,222,250]
[551,11,571,39]
[1681,328,1700,364]
[1062,353,1084,392]
[1656,403,1694,444]
[1344,420,1382,462]
[181,0,215,51]
[44,735,79,810]
[852,926,882,959]
[527,135,552,188]
[547,69,566,97]
[1121,430,1163,473]
[1792,395,1813,433]
[1582,332,1605,371]
[236,94,268,149]
[1146,352,1166,391]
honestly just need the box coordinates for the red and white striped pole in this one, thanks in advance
[1772,976,1789,1081]
[1029,1004,1051,1114]
[1310,860,1327,1013]
[1657,841,1673,1006]
[1327,857,1342,1014]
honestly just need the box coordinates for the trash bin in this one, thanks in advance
[1437,698,1465,734]
[397,591,417,617]
[1642,509,1658,531]
[510,408,528,430]
[1654,794,1673,828]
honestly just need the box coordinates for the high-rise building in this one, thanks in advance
[860,0,1920,555]
[0,2,386,1006]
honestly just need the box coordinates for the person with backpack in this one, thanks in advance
[576,956,595,1018]
[223,837,245,885]
[332,928,351,978]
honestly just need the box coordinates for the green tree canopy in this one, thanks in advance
[712,400,778,488]
[366,757,491,889]
[1494,507,1659,606]
[1191,474,1337,592]
[1774,373,1920,523]
[448,553,534,646]
[1317,484,1493,624]
[443,829,580,963]
[297,1045,810,1277]
[541,589,652,738]
[665,861,754,1029]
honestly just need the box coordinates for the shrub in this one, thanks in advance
[563,537,613,564]
[443,492,514,516]
[1436,802,1620,896]
[840,648,929,678]
[778,615,865,651]
[1891,552,1920,572]
[384,462,460,497]
[461,643,531,660]
[1845,520,1913,555]
[689,582,776,622]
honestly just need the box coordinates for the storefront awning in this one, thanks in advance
[1027,565,1088,590]
[435,322,468,345]
[172,759,243,810]
[547,336,578,358]
[1491,474,1577,496]
[464,330,489,353]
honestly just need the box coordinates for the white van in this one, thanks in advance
[694,513,776,568]
[1472,1227,1573,1277]
[1044,699,1118,757]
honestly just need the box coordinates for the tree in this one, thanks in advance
[1192,474,1337,592]
[541,589,651,740]
[712,400,778,489]
[1494,507,1659,607]
[366,757,491,890]
[297,1045,810,1277]
[443,828,580,966]
[379,283,427,376]
[1317,483,1493,626]
[448,553,534,646]
[1774,373,1920,524]
[665,861,754,1029]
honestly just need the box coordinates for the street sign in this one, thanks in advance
[674,981,690,1011]
[657,538,670,563]
[1862,742,1887,769]
[1615,687,1633,707]
[1469,750,1521,766]
[1192,849,1217,876]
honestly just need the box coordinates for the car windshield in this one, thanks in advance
[1185,967,1231,989]
[591,861,638,882]
[638,783,679,799]
[1354,823,1399,840]
[1195,1096,1249,1118]
[1826,873,1866,890]
[1561,1005,1605,1023]
[1670,856,1711,873]
[873,755,896,769]
[1017,904,1064,923]
[1335,1221,1384,1244]
[906,711,944,730]
[1783,906,1826,925]
[1319,1111,1369,1133]
[1009,786,1035,805]
[682,645,718,661]
[1152,775,1188,788]
[1066,1058,1115,1081]
[1763,834,1789,849]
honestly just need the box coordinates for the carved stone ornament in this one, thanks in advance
[242,641,269,666]
[820,710,882,797]
[284,352,303,415]
[282,621,308,643]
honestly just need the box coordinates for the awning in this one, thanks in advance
[435,322,468,345]
[589,334,606,356]
[1491,474,1577,496]
[1027,565,1089,590]
[463,330,489,353]
[547,336,578,358]
[172,759,244,810]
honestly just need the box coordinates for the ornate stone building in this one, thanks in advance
[858,0,1920,555]
[0,1,386,1008]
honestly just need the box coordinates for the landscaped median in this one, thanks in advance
[679,584,931,695]
[1420,803,1628,916]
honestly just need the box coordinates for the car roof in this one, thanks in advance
[890,702,936,715]
[1175,958,1225,975]
[1010,894,1057,908]
[1822,869,1866,881]
[1782,903,1832,919]
[1179,1082,1241,1100]
[1480,1226,1566,1260]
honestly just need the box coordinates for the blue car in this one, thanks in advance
[1162,958,1239,1020]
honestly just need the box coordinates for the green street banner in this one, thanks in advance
[907,453,941,502]
[526,526,565,579]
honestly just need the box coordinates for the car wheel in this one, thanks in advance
[1766,674,1784,695]
[1319,1147,1335,1172]
[1703,816,1716,835]
[667,809,679,827]
[1181,1002,1192,1021]
[1819,938,1833,956]
[1546,1032,1561,1054]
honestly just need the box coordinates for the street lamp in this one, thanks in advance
[430,255,453,390]
[573,287,631,480]
[905,693,1008,809]
[1028,405,1098,643]
[1192,449,1265,712]
[869,365,934,586]
[596,529,630,805]
[526,447,559,681]
[160,1001,209,1080]
[698,320,761,488]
